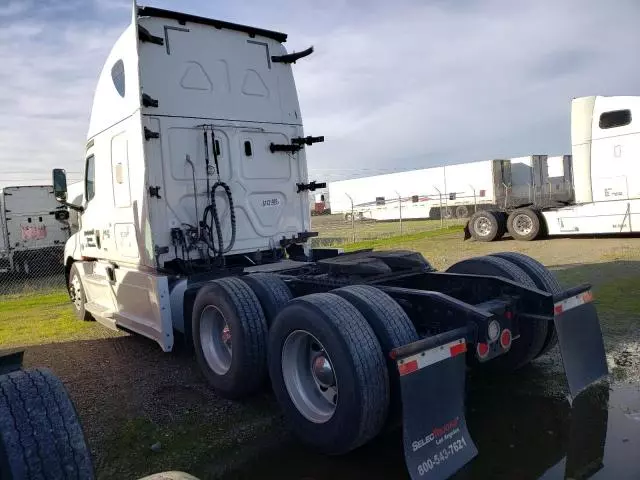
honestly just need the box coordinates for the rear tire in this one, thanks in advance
[192,277,268,399]
[333,285,418,417]
[442,206,454,219]
[467,210,503,242]
[507,208,541,241]
[0,368,94,480]
[241,273,292,327]
[268,293,389,454]
[446,255,548,371]
[490,252,561,357]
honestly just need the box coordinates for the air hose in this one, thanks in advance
[202,181,236,259]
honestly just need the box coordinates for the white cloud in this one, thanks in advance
[0,0,638,188]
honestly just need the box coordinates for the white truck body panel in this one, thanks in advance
[542,95,640,237]
[64,3,309,350]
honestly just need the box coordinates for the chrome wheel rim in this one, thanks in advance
[70,274,83,311]
[513,214,533,236]
[473,216,492,237]
[281,330,338,423]
[200,305,233,375]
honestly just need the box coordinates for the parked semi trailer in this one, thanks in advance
[0,185,70,275]
[40,4,608,480]
[467,97,640,241]
[327,155,573,222]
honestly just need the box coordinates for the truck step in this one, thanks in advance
[84,302,118,331]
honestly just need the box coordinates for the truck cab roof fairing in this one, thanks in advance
[86,24,141,140]
[136,5,288,43]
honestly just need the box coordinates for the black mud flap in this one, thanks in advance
[392,328,478,480]
[553,288,609,401]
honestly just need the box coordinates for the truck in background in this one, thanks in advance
[327,155,573,222]
[0,185,70,275]
[467,96,640,241]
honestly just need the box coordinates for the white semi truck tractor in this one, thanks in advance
[466,96,640,241]
[45,4,609,479]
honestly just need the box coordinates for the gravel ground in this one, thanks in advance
[15,232,640,479]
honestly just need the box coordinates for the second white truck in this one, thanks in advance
[0,185,70,275]
[467,96,640,241]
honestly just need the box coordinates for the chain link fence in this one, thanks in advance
[1,179,81,299]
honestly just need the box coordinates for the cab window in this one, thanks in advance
[85,155,96,201]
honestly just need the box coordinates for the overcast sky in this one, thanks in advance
[1,0,638,187]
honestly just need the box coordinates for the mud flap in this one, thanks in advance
[393,329,478,480]
[553,289,608,401]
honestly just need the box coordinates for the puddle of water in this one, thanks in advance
[221,381,640,480]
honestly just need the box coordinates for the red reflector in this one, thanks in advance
[389,350,397,360]
[449,343,467,357]
[583,291,594,303]
[476,343,489,358]
[398,359,419,376]
[554,304,563,315]
[500,329,512,349]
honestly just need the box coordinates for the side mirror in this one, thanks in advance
[52,168,68,202]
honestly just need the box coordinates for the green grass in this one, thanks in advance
[341,225,463,252]
[0,290,107,348]
[593,276,640,315]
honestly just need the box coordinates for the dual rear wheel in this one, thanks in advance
[191,254,560,453]
[191,275,417,454]
[467,208,544,242]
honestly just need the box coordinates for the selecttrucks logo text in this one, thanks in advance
[412,417,460,452]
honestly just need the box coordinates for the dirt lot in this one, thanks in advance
[2,219,640,479]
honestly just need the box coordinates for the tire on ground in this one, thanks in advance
[268,293,390,454]
[507,208,542,241]
[192,277,268,399]
[68,262,93,321]
[0,368,94,480]
[442,206,454,219]
[455,205,469,219]
[467,210,504,242]
[241,273,292,326]
[490,252,561,357]
[333,285,418,415]
[446,255,548,371]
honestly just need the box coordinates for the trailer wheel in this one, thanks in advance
[490,252,561,357]
[446,255,548,371]
[455,205,469,218]
[467,210,503,242]
[268,293,389,454]
[241,273,292,327]
[192,277,268,399]
[0,368,94,480]
[507,208,541,241]
[68,263,92,321]
[442,206,454,219]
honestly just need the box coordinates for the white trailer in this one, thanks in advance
[327,156,574,222]
[466,96,640,241]
[46,4,609,479]
[0,185,70,275]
